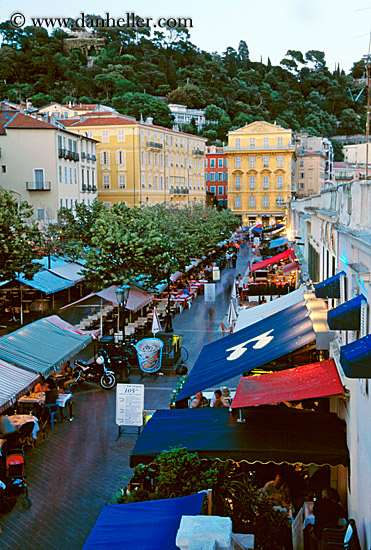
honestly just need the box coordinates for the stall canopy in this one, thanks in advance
[33,256,69,269]
[130,407,349,468]
[59,284,153,313]
[0,316,95,377]
[16,270,75,294]
[340,334,371,378]
[231,359,343,409]
[48,262,85,282]
[176,301,315,401]
[282,261,300,275]
[250,249,296,272]
[82,493,205,550]
[0,359,38,414]
[327,295,367,331]
[269,237,289,249]
[314,271,346,299]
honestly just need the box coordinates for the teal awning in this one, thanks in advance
[328,295,366,330]
[0,316,93,377]
[16,270,75,294]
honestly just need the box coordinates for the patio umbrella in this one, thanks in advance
[227,299,238,326]
[151,307,162,336]
[231,282,237,300]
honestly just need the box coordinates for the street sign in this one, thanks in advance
[204,283,216,302]
[212,267,220,281]
[116,383,144,427]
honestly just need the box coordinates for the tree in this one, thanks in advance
[330,139,344,161]
[0,188,41,283]
[112,92,174,127]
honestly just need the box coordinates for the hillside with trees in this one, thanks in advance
[0,19,367,142]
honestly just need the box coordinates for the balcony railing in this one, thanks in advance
[147,141,163,150]
[58,148,68,159]
[81,152,86,160]
[192,149,204,156]
[26,181,51,191]
[170,188,189,195]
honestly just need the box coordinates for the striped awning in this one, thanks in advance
[0,359,38,414]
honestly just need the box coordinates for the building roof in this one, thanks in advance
[63,103,98,110]
[4,111,57,129]
[334,162,356,169]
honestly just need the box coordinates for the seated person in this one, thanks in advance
[313,487,346,543]
[58,361,75,391]
[45,381,60,404]
[190,391,209,408]
[262,474,292,513]
[210,389,227,407]
[34,375,49,393]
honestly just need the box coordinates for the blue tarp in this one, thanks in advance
[340,334,371,378]
[314,272,346,299]
[82,492,205,550]
[176,301,316,401]
[0,316,93,377]
[328,295,366,330]
[269,237,289,249]
[16,270,75,294]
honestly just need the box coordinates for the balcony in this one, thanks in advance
[147,141,163,150]
[225,144,295,152]
[26,181,51,191]
[58,148,68,159]
[192,149,204,156]
[91,154,97,162]
[170,188,189,195]
[81,152,86,160]
[91,185,97,192]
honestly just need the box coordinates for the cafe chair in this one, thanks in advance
[43,403,61,428]
[18,422,35,451]
[38,410,51,443]
[322,519,360,549]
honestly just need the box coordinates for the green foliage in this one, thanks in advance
[0,187,41,282]
[330,138,344,161]
[115,448,290,550]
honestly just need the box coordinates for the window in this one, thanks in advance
[263,156,269,167]
[235,138,240,149]
[70,198,73,211]
[300,172,305,179]
[224,173,228,181]
[278,137,283,148]
[235,177,241,189]
[235,196,241,208]
[102,130,109,143]
[206,173,209,181]
[277,176,283,188]
[210,173,215,181]
[263,195,269,208]
[68,138,72,153]
[1,165,6,173]
[250,138,255,149]
[218,186,223,195]
[264,137,269,149]
[92,171,95,187]
[116,150,125,165]
[37,208,45,220]
[249,196,255,208]
[100,151,110,165]
[69,167,73,184]
[33,169,44,189]
[263,176,269,188]
[74,168,77,185]
[160,176,163,189]
[235,157,241,168]
[249,176,255,188]
[225,158,228,167]
[119,174,126,188]
[250,156,255,168]
[58,135,62,150]
[210,186,216,194]
[210,158,216,167]
[65,198,68,208]
[277,156,283,167]
[64,166,68,184]
[118,129,125,142]
[141,174,145,188]
[276,195,284,207]
[87,170,90,186]
[148,174,152,187]
[81,169,85,186]
[218,158,223,167]
[60,198,63,208]
[59,166,62,184]
[299,160,304,167]
[103,175,110,189]
[205,159,207,167]
[218,173,223,181]
[73,141,77,153]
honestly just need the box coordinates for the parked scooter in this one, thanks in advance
[73,356,117,390]
[96,347,131,381]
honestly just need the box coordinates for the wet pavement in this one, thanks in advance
[0,244,253,550]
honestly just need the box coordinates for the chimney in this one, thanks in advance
[69,101,72,108]
[145,117,153,125]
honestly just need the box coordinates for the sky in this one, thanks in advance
[1,0,370,72]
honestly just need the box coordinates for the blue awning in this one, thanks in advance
[314,272,346,299]
[328,295,367,330]
[82,493,205,550]
[269,237,289,249]
[49,262,85,282]
[176,301,315,401]
[32,256,69,269]
[16,270,75,294]
[0,316,93,377]
[340,334,371,378]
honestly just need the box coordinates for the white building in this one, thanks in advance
[168,104,209,131]
[288,181,371,549]
[0,110,97,223]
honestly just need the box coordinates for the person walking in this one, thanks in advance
[231,252,237,269]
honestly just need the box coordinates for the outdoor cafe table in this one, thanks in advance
[18,392,73,420]
[7,414,39,439]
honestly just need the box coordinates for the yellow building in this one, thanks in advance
[226,121,296,226]
[68,115,207,208]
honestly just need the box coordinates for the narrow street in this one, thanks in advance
[0,245,253,550]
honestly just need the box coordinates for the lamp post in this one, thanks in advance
[115,284,131,383]
[163,267,173,333]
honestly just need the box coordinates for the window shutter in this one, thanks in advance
[100,152,103,165]
[116,151,119,165]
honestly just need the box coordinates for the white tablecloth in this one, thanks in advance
[8,414,39,439]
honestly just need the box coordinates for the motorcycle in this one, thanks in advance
[73,356,117,390]
[96,347,131,381]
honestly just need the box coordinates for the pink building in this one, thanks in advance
[205,146,228,207]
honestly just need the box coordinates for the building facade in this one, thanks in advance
[288,182,371,548]
[333,162,363,185]
[295,150,327,197]
[37,102,119,120]
[0,110,97,223]
[226,121,296,226]
[168,104,210,131]
[296,133,334,187]
[205,146,228,208]
[68,116,207,208]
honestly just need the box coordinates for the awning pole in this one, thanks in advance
[100,298,103,336]
[207,489,212,515]
[20,286,23,326]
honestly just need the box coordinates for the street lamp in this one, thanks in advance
[163,266,173,333]
[115,283,131,383]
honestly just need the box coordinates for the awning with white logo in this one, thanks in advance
[176,301,315,401]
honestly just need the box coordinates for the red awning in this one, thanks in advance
[282,260,300,275]
[250,248,296,272]
[231,359,343,408]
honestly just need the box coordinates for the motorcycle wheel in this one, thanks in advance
[74,366,84,384]
[100,373,116,390]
